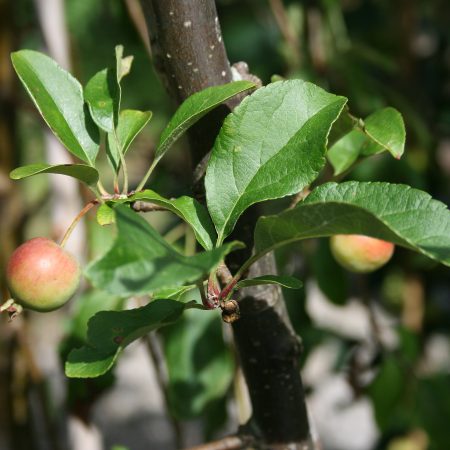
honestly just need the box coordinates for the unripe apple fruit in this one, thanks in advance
[330,234,394,273]
[6,237,81,312]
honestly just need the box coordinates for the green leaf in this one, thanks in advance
[327,130,366,175]
[11,50,99,165]
[327,106,355,147]
[152,285,196,300]
[66,289,124,342]
[236,275,303,290]
[154,80,256,166]
[84,68,119,133]
[65,299,188,378]
[363,107,405,158]
[367,356,404,430]
[86,205,243,296]
[161,308,234,419]
[254,181,450,266]
[205,80,347,244]
[106,109,152,172]
[328,107,405,175]
[127,189,216,250]
[84,48,142,171]
[96,202,115,226]
[416,375,450,449]
[10,163,99,187]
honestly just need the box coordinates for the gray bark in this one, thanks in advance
[140,1,312,447]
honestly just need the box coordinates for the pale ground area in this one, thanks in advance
[304,281,450,450]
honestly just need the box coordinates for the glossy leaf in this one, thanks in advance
[11,50,99,165]
[65,299,189,378]
[328,107,405,175]
[98,46,137,171]
[206,80,347,244]
[154,80,256,165]
[127,189,216,250]
[10,163,99,187]
[254,181,450,266]
[84,68,118,133]
[106,109,152,172]
[86,205,243,296]
[236,275,303,290]
[363,107,405,158]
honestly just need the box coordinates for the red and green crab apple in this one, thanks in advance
[5,237,80,312]
[330,234,394,273]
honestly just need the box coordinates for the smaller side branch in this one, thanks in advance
[145,333,183,448]
[60,200,98,248]
[132,200,168,212]
[269,0,301,69]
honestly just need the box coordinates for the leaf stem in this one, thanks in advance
[221,252,266,297]
[144,333,184,449]
[163,223,187,244]
[196,280,209,308]
[219,278,238,300]
[136,158,157,191]
[96,180,109,196]
[60,200,98,248]
[112,127,129,195]
[113,173,120,194]
[119,149,129,194]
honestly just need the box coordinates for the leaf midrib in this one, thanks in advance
[16,56,93,165]
[216,97,346,244]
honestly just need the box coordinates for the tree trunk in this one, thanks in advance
[140,1,313,447]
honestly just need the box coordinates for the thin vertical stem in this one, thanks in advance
[144,333,183,449]
[60,200,97,248]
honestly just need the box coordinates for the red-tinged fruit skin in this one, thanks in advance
[330,234,394,273]
[6,237,80,312]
